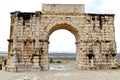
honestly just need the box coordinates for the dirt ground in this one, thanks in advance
[0,69,120,80]
[0,64,120,80]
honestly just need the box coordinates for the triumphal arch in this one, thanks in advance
[6,4,117,71]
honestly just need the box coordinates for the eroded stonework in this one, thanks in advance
[7,4,117,71]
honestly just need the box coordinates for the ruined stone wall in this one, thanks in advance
[40,12,116,69]
[7,4,116,71]
[7,12,42,71]
[8,12,35,63]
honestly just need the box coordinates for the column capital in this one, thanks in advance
[7,39,13,42]
[39,39,50,43]
[35,11,42,17]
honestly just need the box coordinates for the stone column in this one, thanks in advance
[7,11,19,72]
[110,48,117,69]
[40,40,49,70]
[76,42,85,70]
[32,12,41,71]
[32,48,41,71]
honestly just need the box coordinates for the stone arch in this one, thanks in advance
[39,23,81,70]
[47,23,79,41]
[41,19,83,42]
[7,4,117,72]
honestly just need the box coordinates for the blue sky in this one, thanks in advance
[0,0,120,53]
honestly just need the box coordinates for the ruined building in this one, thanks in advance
[6,4,117,71]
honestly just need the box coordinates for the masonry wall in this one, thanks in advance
[7,4,116,71]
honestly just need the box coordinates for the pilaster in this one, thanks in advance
[7,11,19,72]
[32,12,41,71]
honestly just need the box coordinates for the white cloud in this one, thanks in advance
[0,0,120,53]
[99,0,119,13]
[0,0,94,52]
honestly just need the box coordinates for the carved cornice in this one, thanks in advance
[35,11,42,17]
[23,39,35,42]
[7,39,13,42]
[39,39,49,43]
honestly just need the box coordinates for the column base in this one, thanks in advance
[110,65,118,69]
[7,65,16,72]
[41,64,49,70]
[32,66,41,71]
[76,64,87,70]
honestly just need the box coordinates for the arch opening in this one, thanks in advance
[49,29,76,53]
[47,23,78,70]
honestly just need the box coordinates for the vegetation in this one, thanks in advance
[56,60,62,63]
[48,53,76,64]
[49,58,62,63]
[49,58,55,63]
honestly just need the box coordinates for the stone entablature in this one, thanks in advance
[42,4,85,14]
[6,4,117,72]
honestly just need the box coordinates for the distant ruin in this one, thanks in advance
[7,4,117,71]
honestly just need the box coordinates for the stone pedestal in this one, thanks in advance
[32,56,41,71]
[76,61,86,70]
[89,59,95,70]
[110,58,117,69]
[7,55,16,72]
[41,64,49,70]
